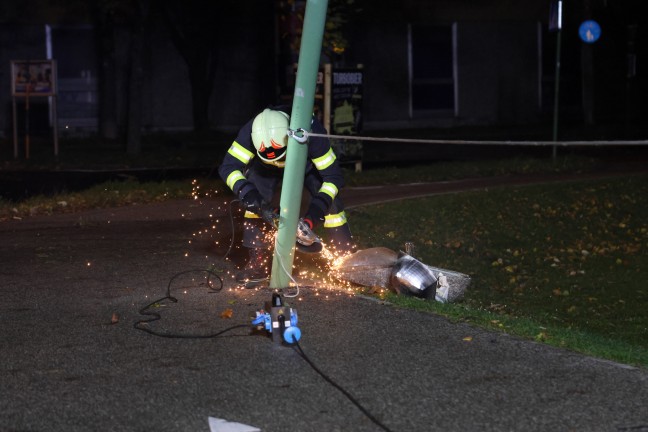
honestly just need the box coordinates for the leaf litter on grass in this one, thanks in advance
[349,174,648,364]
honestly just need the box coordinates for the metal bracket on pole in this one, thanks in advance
[287,128,309,144]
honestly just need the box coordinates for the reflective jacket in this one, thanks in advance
[218,109,345,214]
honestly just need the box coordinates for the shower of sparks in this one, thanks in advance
[182,178,366,298]
[191,178,222,201]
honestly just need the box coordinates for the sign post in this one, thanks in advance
[270,0,329,289]
[550,0,563,160]
[579,20,601,125]
[11,60,58,159]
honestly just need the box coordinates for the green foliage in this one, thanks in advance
[278,0,362,59]
[324,0,362,56]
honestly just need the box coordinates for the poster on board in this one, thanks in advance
[11,60,57,96]
[284,64,364,165]
[329,68,363,163]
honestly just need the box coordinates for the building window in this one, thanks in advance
[409,24,455,116]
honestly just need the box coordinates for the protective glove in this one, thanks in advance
[260,205,279,228]
[304,196,328,228]
[241,189,264,214]
[241,190,278,227]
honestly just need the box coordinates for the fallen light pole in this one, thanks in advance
[270,0,329,289]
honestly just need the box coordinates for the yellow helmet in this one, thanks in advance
[251,109,289,162]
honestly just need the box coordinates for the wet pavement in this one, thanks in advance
[1,170,648,432]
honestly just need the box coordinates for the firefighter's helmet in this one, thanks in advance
[251,109,289,162]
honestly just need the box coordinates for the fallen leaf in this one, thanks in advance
[462,336,473,342]
[111,312,119,324]
[220,308,233,319]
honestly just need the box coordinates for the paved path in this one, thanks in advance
[1,171,648,432]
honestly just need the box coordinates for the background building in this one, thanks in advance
[1,0,645,140]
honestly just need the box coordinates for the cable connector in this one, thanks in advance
[251,293,300,345]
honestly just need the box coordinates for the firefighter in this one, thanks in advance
[218,106,354,284]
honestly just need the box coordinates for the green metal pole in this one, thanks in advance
[270,0,329,289]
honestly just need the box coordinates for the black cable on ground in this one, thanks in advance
[133,268,249,339]
[294,341,395,432]
[220,200,391,429]
[223,199,240,261]
[133,240,393,429]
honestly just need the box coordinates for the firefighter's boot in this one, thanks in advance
[235,248,270,286]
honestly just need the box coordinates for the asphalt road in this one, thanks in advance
[1,172,648,432]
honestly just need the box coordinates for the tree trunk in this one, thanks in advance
[187,57,217,133]
[159,1,219,133]
[125,0,151,156]
[126,25,144,156]
[95,11,118,140]
[190,80,210,133]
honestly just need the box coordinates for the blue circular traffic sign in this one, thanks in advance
[579,20,601,43]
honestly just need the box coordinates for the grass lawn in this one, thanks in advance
[348,173,648,367]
